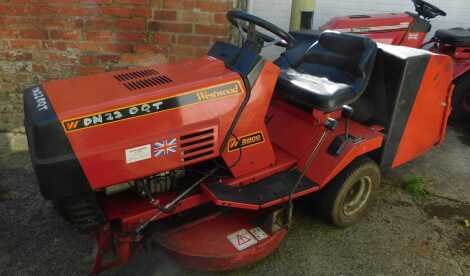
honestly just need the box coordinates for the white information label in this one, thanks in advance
[249,227,268,241]
[227,229,258,251]
[125,144,151,164]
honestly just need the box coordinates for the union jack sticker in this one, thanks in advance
[153,138,177,158]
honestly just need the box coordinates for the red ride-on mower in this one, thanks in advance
[316,0,470,120]
[24,10,454,274]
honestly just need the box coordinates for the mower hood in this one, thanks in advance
[23,56,247,193]
[41,57,240,121]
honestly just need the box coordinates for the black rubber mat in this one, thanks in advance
[205,170,318,206]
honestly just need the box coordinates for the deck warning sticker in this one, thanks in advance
[125,144,151,164]
[227,229,258,251]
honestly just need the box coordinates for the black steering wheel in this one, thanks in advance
[412,0,446,19]
[227,9,296,50]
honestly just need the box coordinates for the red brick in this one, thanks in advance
[47,53,72,63]
[154,33,172,44]
[148,21,159,31]
[177,34,210,45]
[0,17,29,28]
[40,18,71,29]
[77,42,102,51]
[30,4,54,16]
[158,22,192,33]
[45,18,83,30]
[153,10,177,21]
[134,44,163,53]
[181,11,212,24]
[50,30,81,40]
[116,32,146,42]
[98,54,120,63]
[116,0,146,4]
[214,13,228,24]
[80,55,98,65]
[84,19,114,30]
[195,24,228,36]
[3,52,33,61]
[56,7,98,17]
[101,7,150,18]
[162,0,195,9]
[116,19,146,30]
[9,0,31,4]
[20,30,48,40]
[47,0,79,3]
[43,41,68,51]
[80,0,113,3]
[170,44,196,56]
[195,46,210,57]
[196,1,232,12]
[10,40,42,49]
[0,5,31,16]
[0,30,18,39]
[105,43,133,53]
[33,63,46,73]
[85,31,113,42]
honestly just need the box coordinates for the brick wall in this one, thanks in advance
[0,0,236,132]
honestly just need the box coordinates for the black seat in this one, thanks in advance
[276,31,378,112]
[435,28,470,47]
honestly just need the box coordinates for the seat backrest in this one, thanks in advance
[304,31,378,91]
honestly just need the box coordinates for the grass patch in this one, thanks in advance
[404,175,428,199]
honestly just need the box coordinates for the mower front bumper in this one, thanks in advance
[23,86,92,201]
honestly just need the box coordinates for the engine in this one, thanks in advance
[54,169,185,233]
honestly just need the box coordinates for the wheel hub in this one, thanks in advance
[343,176,372,216]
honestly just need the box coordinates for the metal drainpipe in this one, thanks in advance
[230,0,249,45]
[237,0,249,11]
[290,0,316,31]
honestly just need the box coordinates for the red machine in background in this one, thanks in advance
[23,9,454,275]
[319,0,470,120]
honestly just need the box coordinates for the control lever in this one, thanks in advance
[342,105,354,142]
[286,118,338,226]
[327,106,354,156]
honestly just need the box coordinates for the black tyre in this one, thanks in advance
[313,157,381,227]
[53,194,105,234]
[451,75,470,121]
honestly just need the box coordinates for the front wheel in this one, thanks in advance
[313,157,381,227]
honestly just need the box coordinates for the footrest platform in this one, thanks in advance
[203,170,320,210]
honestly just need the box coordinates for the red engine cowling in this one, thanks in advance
[24,56,280,200]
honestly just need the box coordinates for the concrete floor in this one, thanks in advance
[0,125,469,276]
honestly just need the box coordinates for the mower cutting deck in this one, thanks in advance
[23,9,454,274]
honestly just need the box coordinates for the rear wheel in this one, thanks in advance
[313,157,381,227]
[451,75,470,121]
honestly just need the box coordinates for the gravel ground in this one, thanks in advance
[0,125,469,276]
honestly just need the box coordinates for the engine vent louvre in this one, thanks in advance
[180,129,215,162]
[114,69,173,91]
[114,69,159,82]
